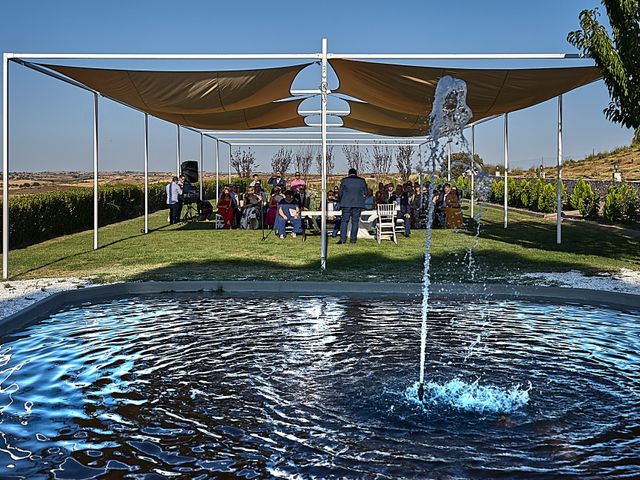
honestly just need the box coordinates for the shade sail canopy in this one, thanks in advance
[341,101,427,137]
[331,59,602,136]
[40,62,310,129]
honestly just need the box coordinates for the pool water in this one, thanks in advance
[0,294,638,478]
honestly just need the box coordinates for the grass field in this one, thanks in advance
[2,205,639,284]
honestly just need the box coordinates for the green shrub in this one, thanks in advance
[530,179,545,211]
[537,183,557,213]
[490,180,504,204]
[623,185,640,222]
[0,179,223,248]
[507,177,520,207]
[570,179,598,219]
[519,180,533,208]
[603,185,624,222]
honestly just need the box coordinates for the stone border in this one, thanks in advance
[2,281,639,337]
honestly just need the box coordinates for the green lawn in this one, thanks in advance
[2,206,639,283]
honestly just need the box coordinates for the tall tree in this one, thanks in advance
[342,145,370,173]
[294,146,314,178]
[315,146,334,176]
[271,147,293,174]
[231,148,258,178]
[568,1,640,142]
[395,145,414,182]
[371,143,393,178]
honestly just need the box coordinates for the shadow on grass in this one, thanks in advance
[127,246,626,284]
[9,223,173,278]
[467,215,640,264]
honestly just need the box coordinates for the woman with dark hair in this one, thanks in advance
[217,186,235,229]
[265,186,284,228]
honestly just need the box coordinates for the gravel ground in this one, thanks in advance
[519,268,640,295]
[0,277,93,320]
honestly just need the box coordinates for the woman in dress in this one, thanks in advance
[217,186,235,229]
[265,186,284,228]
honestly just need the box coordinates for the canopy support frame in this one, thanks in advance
[503,113,509,229]
[557,95,563,244]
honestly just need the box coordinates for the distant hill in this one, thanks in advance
[513,145,640,181]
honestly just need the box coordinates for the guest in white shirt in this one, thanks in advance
[166,176,183,224]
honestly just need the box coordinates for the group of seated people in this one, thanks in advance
[326,180,463,236]
[212,171,309,238]
[189,171,463,237]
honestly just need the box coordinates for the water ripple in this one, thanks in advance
[0,294,637,478]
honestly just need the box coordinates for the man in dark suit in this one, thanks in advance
[294,185,310,210]
[337,168,368,244]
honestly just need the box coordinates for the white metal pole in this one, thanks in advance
[215,139,219,203]
[503,113,509,229]
[2,54,10,279]
[199,133,204,200]
[176,125,181,176]
[320,37,328,271]
[144,113,149,234]
[471,125,475,219]
[93,93,99,250]
[227,146,231,184]
[447,140,452,182]
[557,95,563,244]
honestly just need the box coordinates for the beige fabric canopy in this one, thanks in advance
[342,101,427,137]
[40,62,310,130]
[331,59,602,136]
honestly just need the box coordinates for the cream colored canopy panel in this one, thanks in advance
[152,99,306,130]
[330,59,601,120]
[342,101,428,137]
[39,62,310,129]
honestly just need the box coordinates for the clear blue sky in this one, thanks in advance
[0,0,631,173]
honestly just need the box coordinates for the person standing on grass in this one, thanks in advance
[337,168,368,244]
[290,171,306,192]
[268,171,287,194]
[166,176,182,224]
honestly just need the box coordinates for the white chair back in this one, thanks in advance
[377,202,397,218]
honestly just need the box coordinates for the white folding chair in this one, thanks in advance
[376,202,397,244]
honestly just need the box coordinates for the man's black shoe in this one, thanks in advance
[337,240,345,244]
[350,240,357,244]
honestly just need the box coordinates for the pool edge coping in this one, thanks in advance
[2,280,639,337]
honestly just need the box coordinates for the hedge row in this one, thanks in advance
[486,177,640,223]
[0,180,220,248]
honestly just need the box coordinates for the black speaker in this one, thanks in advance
[181,160,199,183]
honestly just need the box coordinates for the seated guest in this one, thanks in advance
[197,199,214,221]
[445,186,461,208]
[391,184,412,237]
[252,183,268,228]
[364,188,374,209]
[265,186,284,228]
[217,186,235,229]
[433,183,452,228]
[274,190,303,239]
[241,187,261,229]
[374,182,386,206]
[443,185,463,228]
[249,174,261,188]
[328,190,341,238]
[290,171,306,192]
[294,184,310,210]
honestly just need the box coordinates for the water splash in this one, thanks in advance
[408,379,530,415]
[419,76,473,399]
